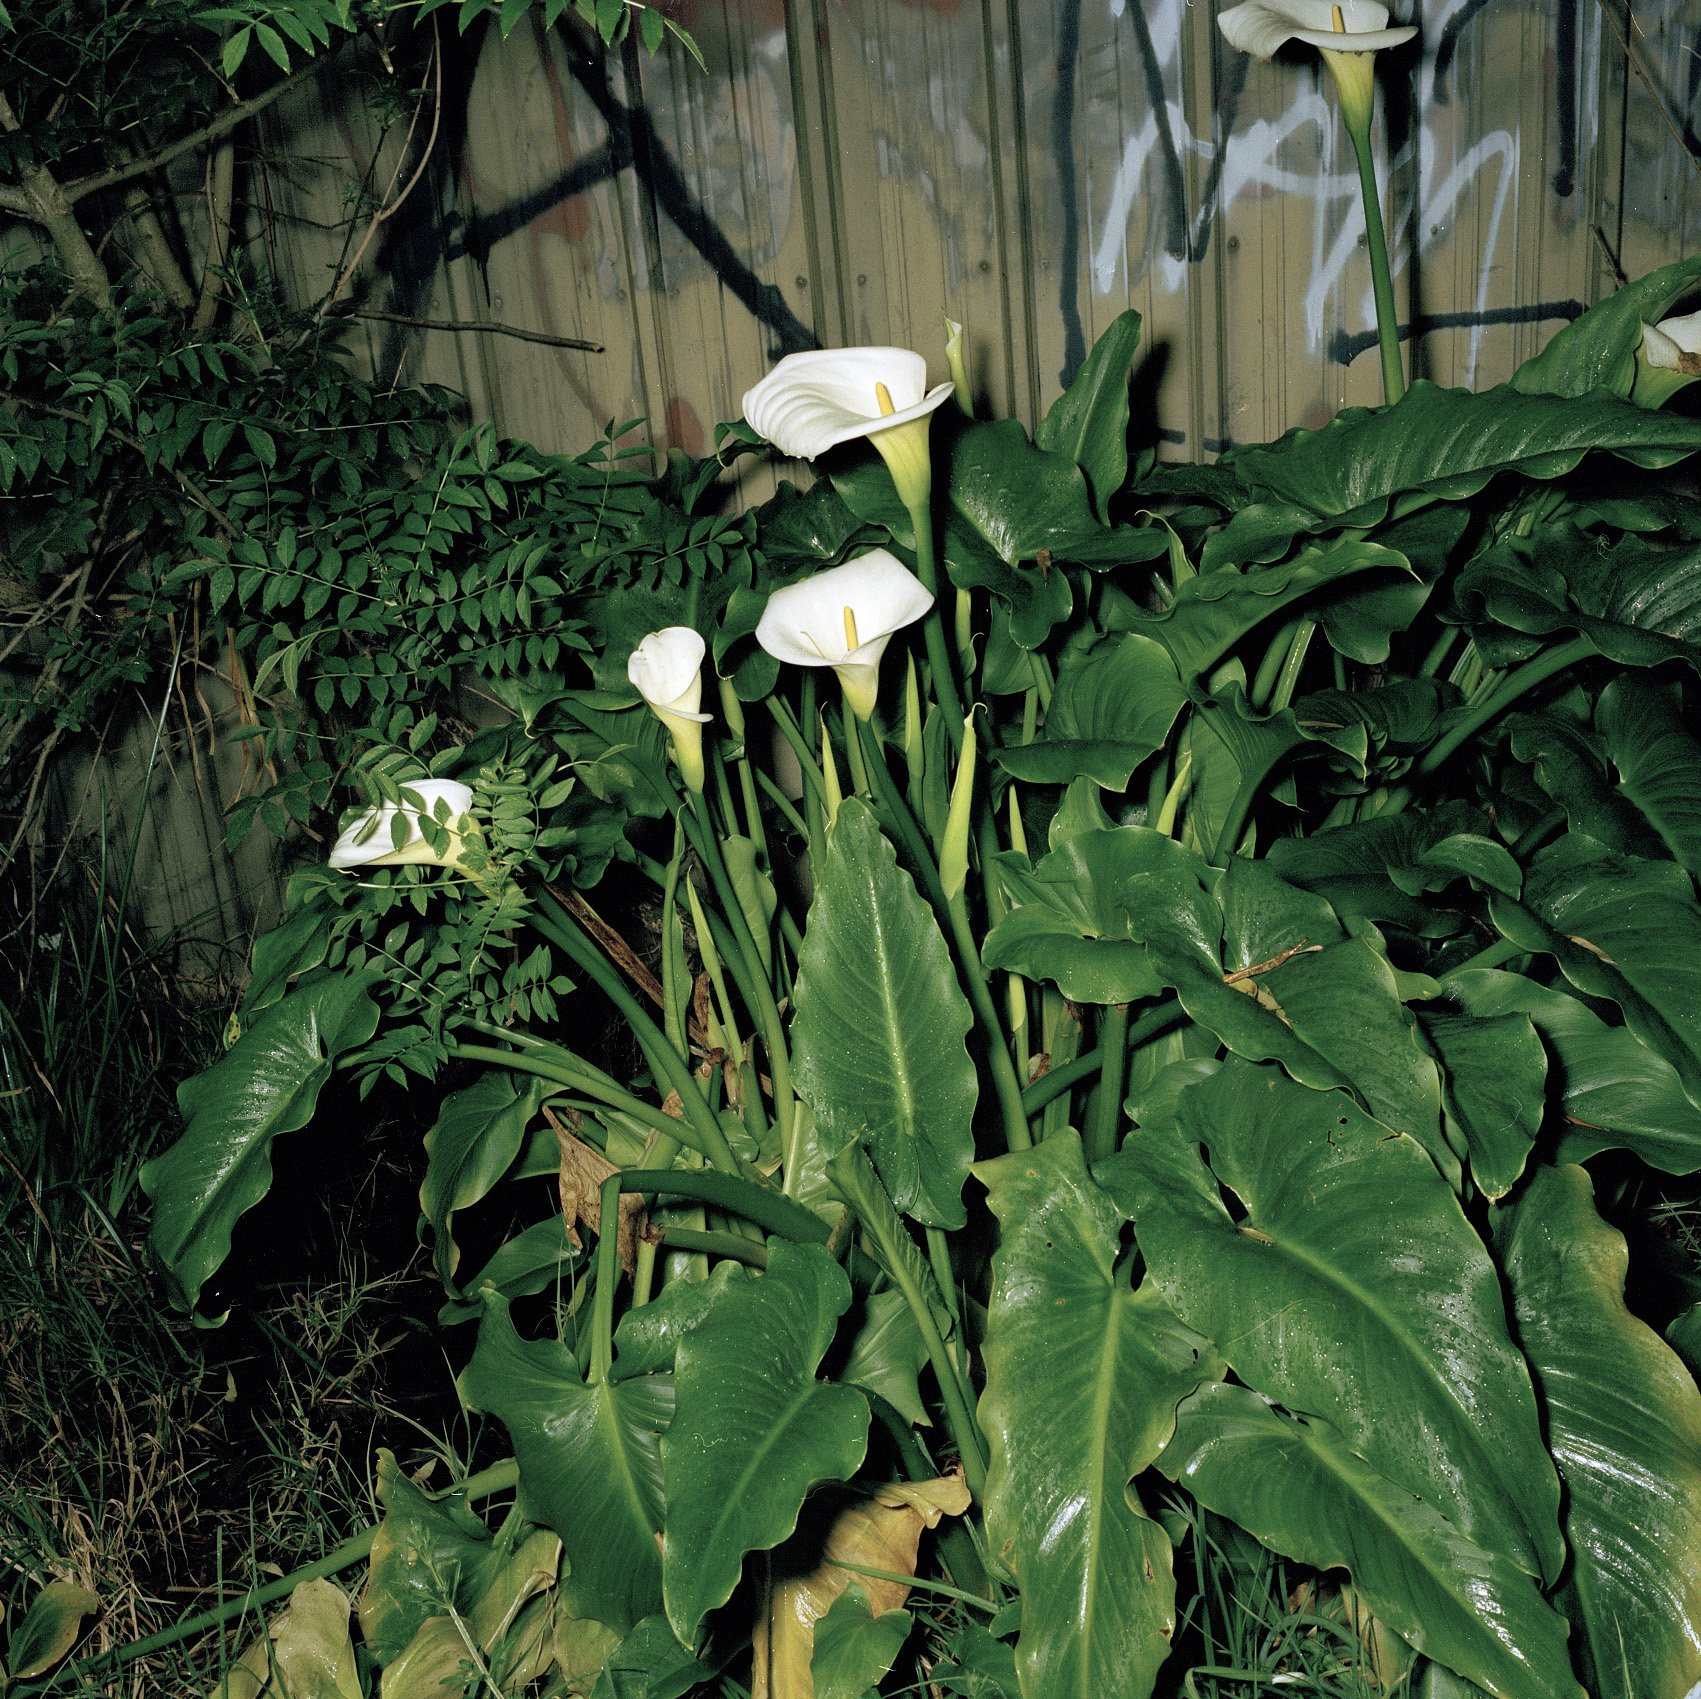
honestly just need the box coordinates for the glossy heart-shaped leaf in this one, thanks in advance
[810,1584,913,1699]
[1496,1164,1701,1699]
[1232,381,1701,527]
[459,1295,671,1635]
[1034,309,1143,518]
[142,971,382,1318]
[1597,671,1701,876]
[1108,1059,1565,1584]
[1491,835,1701,1101]
[1443,969,1701,1173]
[792,799,977,1228]
[1156,1384,1582,1699]
[421,1069,545,1291]
[661,1242,868,1645]
[994,634,1188,790]
[976,1134,1223,1699]
[1512,253,1701,399]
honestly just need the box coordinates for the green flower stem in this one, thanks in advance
[1345,114,1406,406]
[945,885,1032,1154]
[1443,938,1525,977]
[1250,620,1298,709]
[1419,625,1462,680]
[613,1167,832,1243]
[753,767,810,839]
[532,893,741,1175]
[827,1145,988,1499]
[710,741,740,838]
[1020,999,1185,1117]
[589,1172,623,1384]
[927,1223,964,1342]
[63,1460,522,1678]
[631,1132,684,1308]
[678,791,799,1169]
[842,699,873,799]
[767,695,828,808]
[1271,619,1316,712]
[651,1224,770,1267]
[1415,635,1594,777]
[905,497,967,740]
[448,1041,715,1159]
[1085,1001,1129,1165]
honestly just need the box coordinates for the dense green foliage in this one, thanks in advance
[123,262,1701,1699]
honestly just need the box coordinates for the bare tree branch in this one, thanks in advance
[331,308,604,352]
[59,60,323,205]
[0,89,110,302]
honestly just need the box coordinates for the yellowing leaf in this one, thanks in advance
[752,1475,971,1699]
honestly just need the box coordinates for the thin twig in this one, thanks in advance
[1596,0,1701,173]
[329,308,603,352]
[319,21,442,317]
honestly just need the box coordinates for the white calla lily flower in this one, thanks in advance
[1218,2,1415,132]
[742,347,953,511]
[629,626,712,793]
[1633,309,1701,407]
[329,778,475,871]
[1217,0,1415,57]
[755,549,934,720]
[1641,310,1701,374]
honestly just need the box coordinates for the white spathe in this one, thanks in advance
[1641,310,1701,373]
[1217,0,1416,56]
[742,347,954,461]
[755,550,934,720]
[329,778,475,870]
[629,626,711,792]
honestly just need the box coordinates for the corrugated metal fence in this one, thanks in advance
[43,0,1701,957]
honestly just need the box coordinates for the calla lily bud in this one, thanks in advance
[329,778,476,872]
[1635,310,1701,408]
[754,549,934,721]
[943,318,973,416]
[820,716,843,827]
[629,626,712,793]
[939,709,979,903]
[742,346,953,512]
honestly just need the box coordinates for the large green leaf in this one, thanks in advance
[1117,538,1410,682]
[982,827,1212,1005]
[1211,860,1448,1170]
[1034,309,1142,518]
[1597,672,1701,876]
[421,1070,545,1291]
[1496,1163,1701,1699]
[1490,834,1701,1101]
[1156,1384,1583,1699]
[1512,254,1701,399]
[792,799,977,1228]
[1107,1059,1564,1584]
[1231,381,1701,527]
[1507,713,1664,858]
[1454,525,1701,673]
[589,1615,712,1699]
[994,633,1188,790]
[458,1294,671,1635]
[838,1288,932,1428]
[810,1584,913,1699]
[3,1583,101,1683]
[438,1215,585,1325]
[976,1134,1223,1699]
[1415,1007,1545,1199]
[141,972,381,1318]
[660,1242,869,1645]
[1266,802,1509,939]
[1443,969,1701,1172]
[357,1449,503,1665]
